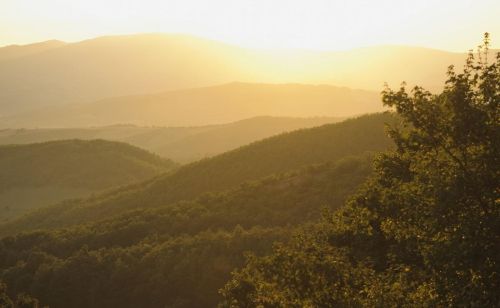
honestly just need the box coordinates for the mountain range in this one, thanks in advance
[0,82,379,128]
[0,113,394,236]
[0,33,473,118]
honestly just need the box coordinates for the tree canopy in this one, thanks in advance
[221,34,500,307]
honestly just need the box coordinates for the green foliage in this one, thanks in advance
[0,139,176,222]
[0,281,41,308]
[0,155,373,307]
[0,281,14,308]
[0,114,393,235]
[220,224,373,307]
[0,139,175,191]
[1,227,288,308]
[221,35,500,307]
[15,294,39,308]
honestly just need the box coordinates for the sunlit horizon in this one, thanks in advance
[2,0,499,52]
[3,31,499,54]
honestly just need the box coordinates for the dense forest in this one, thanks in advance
[0,154,374,307]
[221,37,500,307]
[0,113,393,307]
[0,38,497,308]
[0,140,176,222]
[0,113,393,236]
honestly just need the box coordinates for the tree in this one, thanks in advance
[0,281,14,308]
[15,294,39,308]
[0,282,41,308]
[220,34,500,307]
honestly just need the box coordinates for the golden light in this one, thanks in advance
[1,0,499,51]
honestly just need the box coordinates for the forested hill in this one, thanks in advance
[147,116,346,163]
[0,154,375,308]
[0,140,176,221]
[0,116,343,163]
[0,113,395,235]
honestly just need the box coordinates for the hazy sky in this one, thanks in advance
[1,0,499,51]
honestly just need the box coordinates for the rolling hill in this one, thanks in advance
[0,33,472,117]
[1,83,379,128]
[0,140,176,221]
[0,154,373,308]
[0,113,395,235]
[0,116,343,163]
[153,116,344,162]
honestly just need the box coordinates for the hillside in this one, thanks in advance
[0,140,176,221]
[0,113,395,235]
[154,116,343,162]
[1,83,379,128]
[0,154,374,308]
[0,116,343,163]
[0,33,471,116]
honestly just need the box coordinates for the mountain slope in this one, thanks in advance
[0,33,472,116]
[0,140,176,221]
[0,153,374,308]
[0,113,395,235]
[1,83,379,128]
[154,116,343,162]
[0,116,343,163]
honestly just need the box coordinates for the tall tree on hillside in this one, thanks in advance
[220,34,500,307]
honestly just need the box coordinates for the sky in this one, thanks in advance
[1,0,499,51]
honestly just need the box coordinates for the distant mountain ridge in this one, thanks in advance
[0,82,375,128]
[0,33,475,116]
[0,40,65,62]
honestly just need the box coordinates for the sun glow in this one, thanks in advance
[1,0,499,51]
